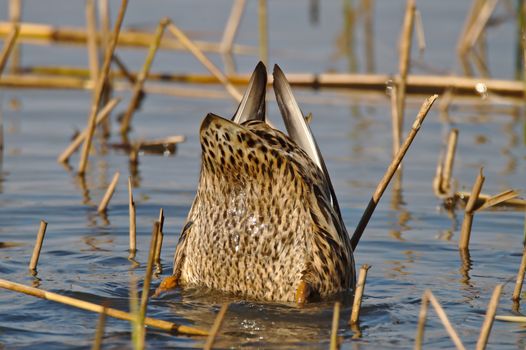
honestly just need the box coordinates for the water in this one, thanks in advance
[0,1,525,349]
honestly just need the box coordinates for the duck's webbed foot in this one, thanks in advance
[295,280,311,306]
[154,275,179,297]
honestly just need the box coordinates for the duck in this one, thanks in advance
[159,62,355,304]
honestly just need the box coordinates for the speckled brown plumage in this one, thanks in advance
[170,64,355,303]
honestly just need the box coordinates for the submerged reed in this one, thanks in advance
[458,168,485,250]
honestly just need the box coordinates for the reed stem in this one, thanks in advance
[91,306,107,350]
[351,94,438,250]
[330,302,341,350]
[0,23,20,75]
[97,171,120,213]
[441,128,459,195]
[58,97,121,163]
[349,264,371,325]
[78,0,128,175]
[397,0,416,130]
[476,284,502,350]
[0,277,208,336]
[128,176,137,258]
[139,221,160,331]
[459,168,485,250]
[414,290,430,350]
[203,304,229,350]
[220,0,246,53]
[86,0,100,84]
[166,21,242,102]
[120,18,168,135]
[154,208,164,268]
[512,246,526,301]
[258,0,269,66]
[29,220,48,273]
[427,292,466,350]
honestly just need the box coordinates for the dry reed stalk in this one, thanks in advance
[78,0,128,175]
[154,209,165,267]
[220,0,246,53]
[0,23,20,75]
[0,277,208,336]
[258,0,269,66]
[7,0,21,73]
[350,94,437,249]
[390,84,400,157]
[203,303,229,350]
[441,128,459,195]
[97,171,120,213]
[512,246,526,301]
[5,71,526,98]
[414,290,430,350]
[86,0,100,83]
[455,191,525,209]
[139,221,160,328]
[120,18,169,135]
[457,0,485,54]
[427,292,466,350]
[128,176,137,258]
[476,284,503,350]
[112,54,136,85]
[414,9,426,54]
[0,22,258,55]
[166,21,242,102]
[91,306,107,350]
[349,264,371,325]
[97,0,110,54]
[29,220,48,273]
[58,97,121,163]
[397,0,416,130]
[330,302,341,350]
[461,0,498,54]
[128,275,143,349]
[458,168,485,250]
[478,190,520,211]
[495,315,526,322]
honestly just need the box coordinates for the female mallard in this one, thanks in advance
[160,63,355,304]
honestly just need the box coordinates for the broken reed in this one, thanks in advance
[349,264,370,325]
[351,94,438,249]
[330,302,341,350]
[5,70,526,100]
[476,285,502,350]
[78,0,128,175]
[97,171,120,213]
[203,304,229,350]
[58,97,121,164]
[458,168,485,250]
[396,0,416,131]
[0,23,20,75]
[120,18,169,135]
[0,21,257,55]
[166,21,242,102]
[0,278,208,336]
[154,208,165,269]
[128,176,137,258]
[415,290,466,350]
[512,246,526,301]
[29,220,48,273]
[137,221,160,345]
[91,306,107,350]
[415,285,501,350]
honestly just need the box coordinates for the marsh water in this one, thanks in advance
[1,1,526,349]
